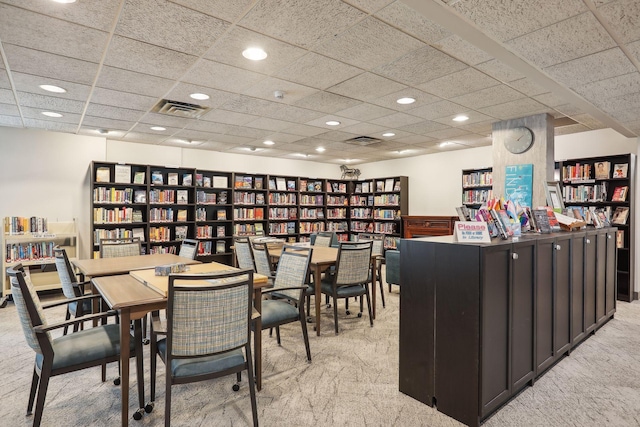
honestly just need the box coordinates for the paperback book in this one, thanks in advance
[612,163,628,178]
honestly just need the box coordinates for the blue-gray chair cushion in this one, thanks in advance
[157,338,245,378]
[320,281,366,298]
[260,299,299,328]
[385,249,400,286]
[36,323,133,371]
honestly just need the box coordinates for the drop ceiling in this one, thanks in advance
[0,0,638,164]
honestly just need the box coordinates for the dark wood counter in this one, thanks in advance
[402,215,458,238]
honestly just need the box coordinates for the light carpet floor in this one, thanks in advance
[2,272,640,426]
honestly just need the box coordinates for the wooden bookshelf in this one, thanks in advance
[194,170,233,264]
[462,167,493,219]
[558,153,635,301]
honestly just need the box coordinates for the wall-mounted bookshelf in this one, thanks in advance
[558,154,636,301]
[462,167,493,219]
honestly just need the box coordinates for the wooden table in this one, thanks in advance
[72,253,200,279]
[92,263,268,427]
[271,246,378,336]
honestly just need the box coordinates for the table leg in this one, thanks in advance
[371,259,377,320]
[119,310,130,427]
[134,319,145,419]
[314,265,322,336]
[253,289,262,392]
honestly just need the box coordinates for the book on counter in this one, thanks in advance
[532,208,552,233]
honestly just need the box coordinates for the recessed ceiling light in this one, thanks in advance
[97,129,109,135]
[343,159,352,163]
[263,140,275,145]
[190,93,209,100]
[39,84,66,93]
[394,149,409,154]
[51,0,77,3]
[382,132,395,137]
[453,115,469,122]
[295,153,310,158]
[41,111,63,118]
[150,126,166,131]
[325,120,340,126]
[396,97,415,105]
[440,141,454,147]
[316,147,326,153]
[242,47,267,61]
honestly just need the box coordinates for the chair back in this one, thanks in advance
[178,239,198,260]
[99,237,142,258]
[7,265,49,354]
[334,241,372,286]
[313,231,336,247]
[54,247,82,300]
[166,269,253,358]
[272,245,312,301]
[358,233,384,256]
[251,241,273,278]
[234,237,255,271]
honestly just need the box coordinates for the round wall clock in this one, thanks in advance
[504,126,534,154]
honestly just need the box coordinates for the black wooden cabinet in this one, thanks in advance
[399,230,617,427]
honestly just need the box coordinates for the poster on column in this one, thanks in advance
[505,164,533,207]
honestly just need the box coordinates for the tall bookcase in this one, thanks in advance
[90,162,408,261]
[462,167,493,219]
[2,218,78,296]
[558,153,635,301]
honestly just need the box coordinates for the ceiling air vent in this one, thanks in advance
[345,136,381,146]
[151,99,210,118]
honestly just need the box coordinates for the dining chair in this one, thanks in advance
[358,233,386,308]
[149,269,259,427]
[177,238,198,260]
[53,246,93,335]
[99,237,142,258]
[251,241,275,284]
[311,231,337,247]
[7,264,139,427]
[320,241,374,334]
[260,245,313,361]
[233,236,255,271]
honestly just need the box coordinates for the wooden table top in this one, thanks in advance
[270,245,338,266]
[130,262,269,296]
[73,253,200,277]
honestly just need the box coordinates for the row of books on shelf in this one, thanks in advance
[269,177,296,191]
[300,208,324,219]
[562,183,628,203]
[234,223,263,236]
[269,193,297,205]
[299,222,325,233]
[94,227,144,243]
[300,195,324,206]
[354,179,401,193]
[96,165,145,185]
[463,189,493,205]
[269,207,297,219]
[326,208,347,219]
[268,222,297,235]
[374,209,401,220]
[5,241,56,263]
[234,208,264,220]
[299,180,323,192]
[195,208,227,221]
[196,174,228,188]
[94,207,143,224]
[327,221,349,232]
[3,216,48,235]
[326,195,348,206]
[197,240,227,255]
[463,171,493,187]
[374,194,400,206]
[562,161,628,181]
[235,175,262,189]
[566,205,630,226]
[234,192,265,205]
[93,187,136,204]
[151,171,192,186]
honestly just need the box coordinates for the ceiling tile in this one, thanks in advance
[506,12,616,69]
[399,120,449,134]
[340,122,388,136]
[374,45,467,86]
[0,0,118,31]
[122,131,168,144]
[335,103,397,121]
[163,83,237,109]
[96,67,175,98]
[554,123,592,135]
[425,128,471,140]
[0,115,23,127]
[282,123,331,137]
[570,113,606,129]
[507,78,549,97]
[115,0,230,56]
[0,102,20,116]
[183,59,266,92]
[273,52,363,90]
[545,48,636,88]
[170,129,219,142]
[209,133,256,146]
[11,72,92,102]
[19,107,80,124]
[85,103,146,122]
[418,68,501,99]
[315,130,361,142]
[478,98,549,120]
[203,27,306,75]
[262,104,324,123]
[432,111,494,127]
[342,0,394,14]
[104,36,198,80]
[553,104,585,116]
[245,116,293,132]
[394,134,436,144]
[129,123,182,135]
[450,84,525,109]
[0,88,16,104]
[628,40,640,63]
[239,0,366,49]
[241,77,318,104]
[168,0,255,22]
[305,115,359,129]
[224,124,271,139]
[0,4,108,62]
[370,89,441,111]
[315,17,424,69]
[79,128,127,139]
[22,118,78,132]
[0,69,9,89]
[186,120,232,133]
[293,92,360,114]
[475,59,525,82]
[433,35,494,65]
[408,100,469,120]
[597,0,640,44]
[459,120,494,135]
[370,112,423,128]
[200,109,258,126]
[375,1,451,44]
[534,92,569,108]
[260,132,305,144]
[573,72,640,101]
[90,88,158,111]
[16,92,85,114]
[219,94,282,116]
[81,116,136,132]
[3,45,99,86]
[449,0,587,42]
[328,73,406,101]
[596,91,640,114]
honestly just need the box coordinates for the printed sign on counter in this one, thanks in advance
[454,221,492,243]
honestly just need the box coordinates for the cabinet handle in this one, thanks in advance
[555,244,561,250]
[512,253,519,260]
[586,239,591,244]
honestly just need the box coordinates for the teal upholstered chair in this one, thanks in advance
[320,241,373,334]
[7,264,137,427]
[233,236,255,271]
[149,269,258,427]
[260,245,312,361]
[99,237,142,258]
[177,238,198,260]
[357,233,385,308]
[385,240,401,292]
[53,246,93,335]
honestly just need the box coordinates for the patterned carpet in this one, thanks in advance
[1,272,640,427]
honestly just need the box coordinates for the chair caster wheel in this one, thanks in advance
[114,377,121,386]
[145,402,154,413]
[133,409,144,420]
[346,310,351,315]
[357,312,362,318]
[233,384,240,392]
